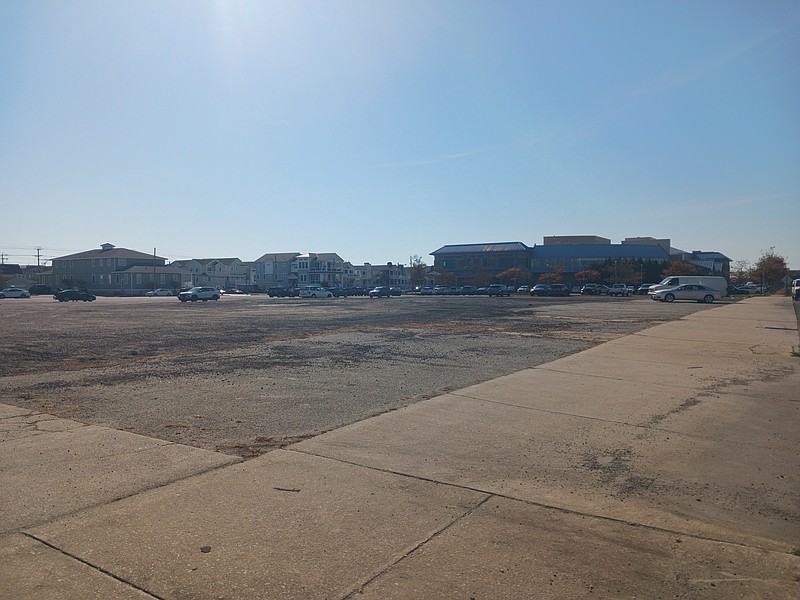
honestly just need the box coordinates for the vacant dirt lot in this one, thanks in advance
[0,294,720,457]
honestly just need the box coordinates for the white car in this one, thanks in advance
[146,288,173,297]
[0,287,31,299]
[299,286,333,298]
[651,284,721,303]
[178,286,221,302]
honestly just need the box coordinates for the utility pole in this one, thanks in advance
[36,247,42,271]
[0,252,7,264]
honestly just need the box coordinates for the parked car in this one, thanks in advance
[178,286,220,302]
[53,289,96,302]
[459,285,478,295]
[547,284,571,296]
[28,284,53,295]
[224,288,246,295]
[0,287,31,299]
[389,287,403,296]
[648,276,728,297]
[328,287,349,297]
[729,285,756,295]
[267,286,294,297]
[608,283,631,297]
[418,286,434,295]
[792,279,800,301]
[581,283,605,295]
[145,288,173,297]
[530,284,550,296]
[516,285,530,293]
[651,284,721,303]
[638,283,656,295]
[487,284,511,297]
[368,286,392,298]
[299,286,333,298]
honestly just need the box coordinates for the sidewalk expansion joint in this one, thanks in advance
[21,532,164,599]
[338,494,495,600]
[7,459,240,537]
[289,449,796,558]
[533,365,706,387]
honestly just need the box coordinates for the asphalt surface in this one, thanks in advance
[1,295,797,599]
[0,293,719,457]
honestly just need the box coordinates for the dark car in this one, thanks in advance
[389,287,402,296]
[487,284,511,297]
[581,283,609,295]
[267,286,294,297]
[28,284,53,295]
[638,283,656,295]
[547,284,571,296]
[530,284,551,296]
[369,286,392,298]
[54,289,96,302]
[328,287,349,297]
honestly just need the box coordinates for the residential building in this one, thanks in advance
[368,262,409,287]
[0,264,31,289]
[347,263,373,288]
[253,252,348,290]
[52,243,191,295]
[169,258,249,289]
[291,253,346,287]
[252,252,301,290]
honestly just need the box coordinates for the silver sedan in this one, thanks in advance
[651,284,721,303]
[0,287,31,299]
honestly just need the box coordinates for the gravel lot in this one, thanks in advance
[0,293,721,457]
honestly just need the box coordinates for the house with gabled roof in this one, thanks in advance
[252,252,301,291]
[291,252,346,288]
[51,243,191,295]
[168,258,249,289]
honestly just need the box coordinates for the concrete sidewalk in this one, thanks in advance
[2,297,798,599]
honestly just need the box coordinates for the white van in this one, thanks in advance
[792,279,800,301]
[648,276,728,297]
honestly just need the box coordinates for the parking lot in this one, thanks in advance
[1,293,722,457]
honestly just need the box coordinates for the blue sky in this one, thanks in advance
[1,0,798,269]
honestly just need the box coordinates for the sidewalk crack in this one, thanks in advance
[21,532,164,599]
[339,494,494,600]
